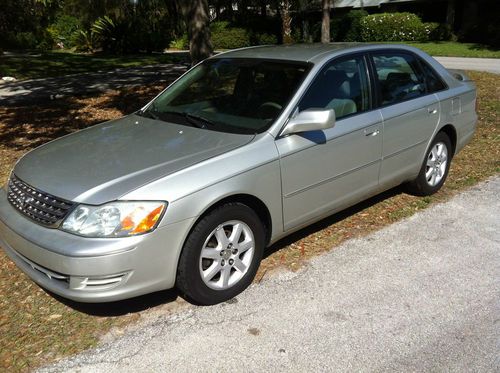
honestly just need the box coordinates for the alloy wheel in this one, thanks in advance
[425,141,448,187]
[199,220,255,290]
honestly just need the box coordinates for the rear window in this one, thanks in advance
[419,60,447,93]
[372,53,427,106]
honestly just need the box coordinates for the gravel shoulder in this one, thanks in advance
[39,177,500,373]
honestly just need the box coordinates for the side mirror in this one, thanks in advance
[281,109,335,136]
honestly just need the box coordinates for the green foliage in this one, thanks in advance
[254,33,278,45]
[343,10,369,42]
[72,16,117,53]
[360,12,428,42]
[91,15,115,37]
[232,14,281,40]
[169,35,189,50]
[423,22,453,41]
[91,15,121,52]
[210,22,250,49]
[169,22,262,51]
[311,9,368,42]
[47,15,81,48]
[7,32,40,49]
[73,30,95,52]
[211,21,231,33]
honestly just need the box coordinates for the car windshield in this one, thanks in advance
[140,58,311,134]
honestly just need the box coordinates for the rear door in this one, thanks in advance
[370,51,440,188]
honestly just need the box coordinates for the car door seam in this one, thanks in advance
[283,159,381,199]
[382,139,427,161]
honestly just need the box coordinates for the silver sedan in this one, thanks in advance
[0,44,477,305]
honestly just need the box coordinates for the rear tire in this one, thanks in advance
[176,203,265,305]
[406,132,452,196]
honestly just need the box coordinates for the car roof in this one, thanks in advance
[211,43,424,65]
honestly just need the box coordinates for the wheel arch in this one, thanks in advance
[438,124,457,156]
[185,193,273,248]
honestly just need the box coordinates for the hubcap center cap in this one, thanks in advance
[222,249,232,260]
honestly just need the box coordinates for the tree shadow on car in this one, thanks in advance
[264,184,405,259]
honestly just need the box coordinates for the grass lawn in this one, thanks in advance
[0,50,189,80]
[397,41,500,58]
[0,71,498,371]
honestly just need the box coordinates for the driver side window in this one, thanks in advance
[298,55,371,120]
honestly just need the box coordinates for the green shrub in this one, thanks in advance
[73,30,96,52]
[360,12,428,42]
[343,9,369,42]
[47,15,81,48]
[424,22,453,41]
[422,22,439,41]
[5,32,39,49]
[212,27,250,49]
[211,22,250,49]
[169,34,189,50]
[311,9,368,42]
[253,33,277,45]
[211,21,231,33]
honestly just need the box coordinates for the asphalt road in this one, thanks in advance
[39,177,500,372]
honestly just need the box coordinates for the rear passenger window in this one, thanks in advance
[298,55,370,120]
[419,60,447,93]
[372,53,426,105]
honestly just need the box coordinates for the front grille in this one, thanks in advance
[7,174,74,227]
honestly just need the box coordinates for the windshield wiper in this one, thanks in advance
[160,110,215,129]
[185,112,216,127]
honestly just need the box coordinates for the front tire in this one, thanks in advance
[407,132,452,196]
[176,203,265,305]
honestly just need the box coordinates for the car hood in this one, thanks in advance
[14,114,255,204]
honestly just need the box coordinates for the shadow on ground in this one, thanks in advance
[0,51,190,82]
[0,63,188,107]
[265,185,404,260]
[50,288,180,317]
[0,81,175,151]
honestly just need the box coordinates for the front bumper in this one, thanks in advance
[0,188,194,302]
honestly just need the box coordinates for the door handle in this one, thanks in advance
[364,129,380,137]
[428,107,438,114]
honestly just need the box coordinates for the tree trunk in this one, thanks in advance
[181,0,213,65]
[280,0,293,44]
[446,0,456,28]
[321,0,330,43]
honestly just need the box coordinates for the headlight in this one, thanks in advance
[61,201,166,238]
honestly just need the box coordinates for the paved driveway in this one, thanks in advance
[434,57,500,74]
[39,177,500,372]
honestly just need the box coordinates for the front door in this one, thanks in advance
[276,54,383,231]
